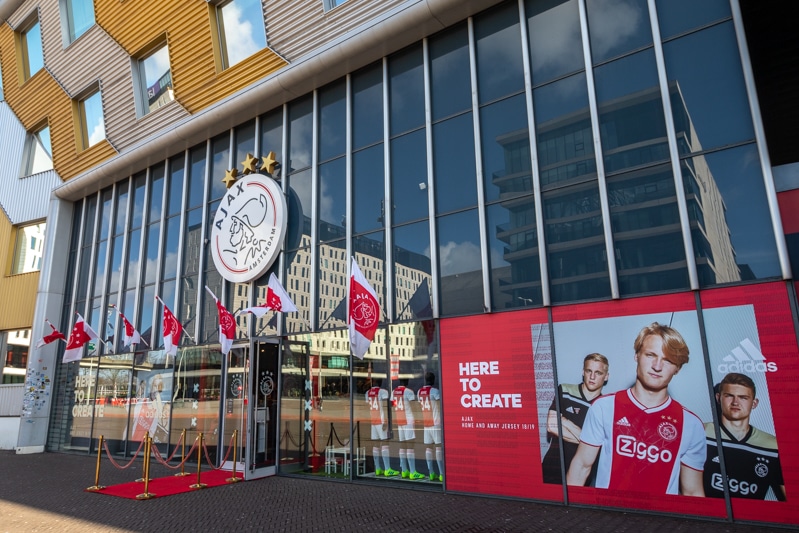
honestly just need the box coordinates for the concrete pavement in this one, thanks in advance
[0,451,787,532]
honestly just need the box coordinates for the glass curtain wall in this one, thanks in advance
[49,0,781,488]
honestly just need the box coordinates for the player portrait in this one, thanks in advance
[546,310,713,496]
[701,304,786,502]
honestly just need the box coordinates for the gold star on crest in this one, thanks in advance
[241,153,258,174]
[222,168,239,189]
[261,151,278,175]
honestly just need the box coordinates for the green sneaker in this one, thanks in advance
[438,474,444,482]
[375,469,383,476]
[401,471,409,479]
[384,468,399,477]
[409,471,425,480]
[429,472,437,481]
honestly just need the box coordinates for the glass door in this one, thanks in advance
[220,345,248,474]
[245,339,280,479]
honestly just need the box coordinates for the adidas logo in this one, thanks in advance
[615,416,631,427]
[566,407,575,414]
[717,338,777,373]
[712,456,720,463]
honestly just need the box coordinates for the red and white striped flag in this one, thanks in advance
[36,319,65,349]
[206,286,236,355]
[62,314,99,363]
[348,257,379,359]
[157,297,182,356]
[240,273,297,317]
[112,305,141,347]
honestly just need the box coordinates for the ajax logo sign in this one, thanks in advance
[211,175,287,283]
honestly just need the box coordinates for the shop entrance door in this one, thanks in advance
[245,339,280,479]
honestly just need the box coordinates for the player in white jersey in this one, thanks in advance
[567,322,705,496]
[366,380,396,476]
[418,372,444,482]
[393,379,424,480]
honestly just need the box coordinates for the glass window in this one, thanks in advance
[433,112,477,214]
[682,144,781,286]
[655,0,730,40]
[487,198,541,310]
[260,109,283,170]
[64,0,95,43]
[391,129,429,225]
[21,20,44,80]
[148,164,165,224]
[607,164,689,295]
[393,221,432,320]
[322,0,349,10]
[216,0,267,68]
[429,24,471,121]
[138,44,174,115]
[526,0,583,86]
[3,329,30,384]
[475,1,525,104]
[593,49,669,174]
[319,80,346,162]
[352,63,383,150]
[353,144,385,235]
[167,155,185,217]
[319,158,346,239]
[663,22,755,154]
[586,0,652,64]
[23,125,53,176]
[480,93,532,203]
[317,239,347,327]
[79,90,105,148]
[11,222,46,274]
[389,44,424,136]
[437,209,484,316]
[288,96,313,172]
[0,61,4,100]
[209,133,230,201]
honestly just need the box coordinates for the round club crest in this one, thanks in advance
[210,174,287,283]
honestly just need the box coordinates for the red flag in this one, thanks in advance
[158,297,182,356]
[205,286,236,355]
[36,319,65,348]
[348,257,379,359]
[62,314,99,363]
[240,273,297,317]
[113,306,141,347]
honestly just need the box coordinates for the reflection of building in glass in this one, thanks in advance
[492,83,739,304]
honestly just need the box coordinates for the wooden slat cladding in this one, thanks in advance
[94,0,288,116]
[0,24,116,182]
[265,0,406,62]
[0,212,39,329]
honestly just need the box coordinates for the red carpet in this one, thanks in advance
[89,470,244,499]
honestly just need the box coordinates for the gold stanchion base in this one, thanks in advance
[135,478,145,483]
[173,472,191,477]
[226,477,241,483]
[86,485,106,491]
[135,492,156,500]
[189,483,207,489]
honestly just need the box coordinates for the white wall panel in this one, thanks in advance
[0,103,59,224]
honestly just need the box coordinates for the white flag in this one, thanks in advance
[348,257,379,359]
[62,314,100,363]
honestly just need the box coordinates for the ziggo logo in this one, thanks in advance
[615,435,673,464]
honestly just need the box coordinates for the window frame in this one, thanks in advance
[209,0,268,71]
[74,86,106,150]
[132,40,175,117]
[59,0,95,46]
[16,14,45,82]
[10,221,46,275]
[21,122,53,176]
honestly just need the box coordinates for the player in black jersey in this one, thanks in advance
[542,353,609,485]
[704,372,785,501]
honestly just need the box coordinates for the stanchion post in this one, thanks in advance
[136,435,156,500]
[174,428,189,477]
[86,435,106,491]
[136,433,149,482]
[189,432,207,489]
[227,429,240,483]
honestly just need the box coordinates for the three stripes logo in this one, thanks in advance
[717,338,777,373]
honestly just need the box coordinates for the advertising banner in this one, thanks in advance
[700,282,798,525]
[441,309,555,500]
[549,293,725,517]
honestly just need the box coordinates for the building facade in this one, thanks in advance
[1,0,798,526]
